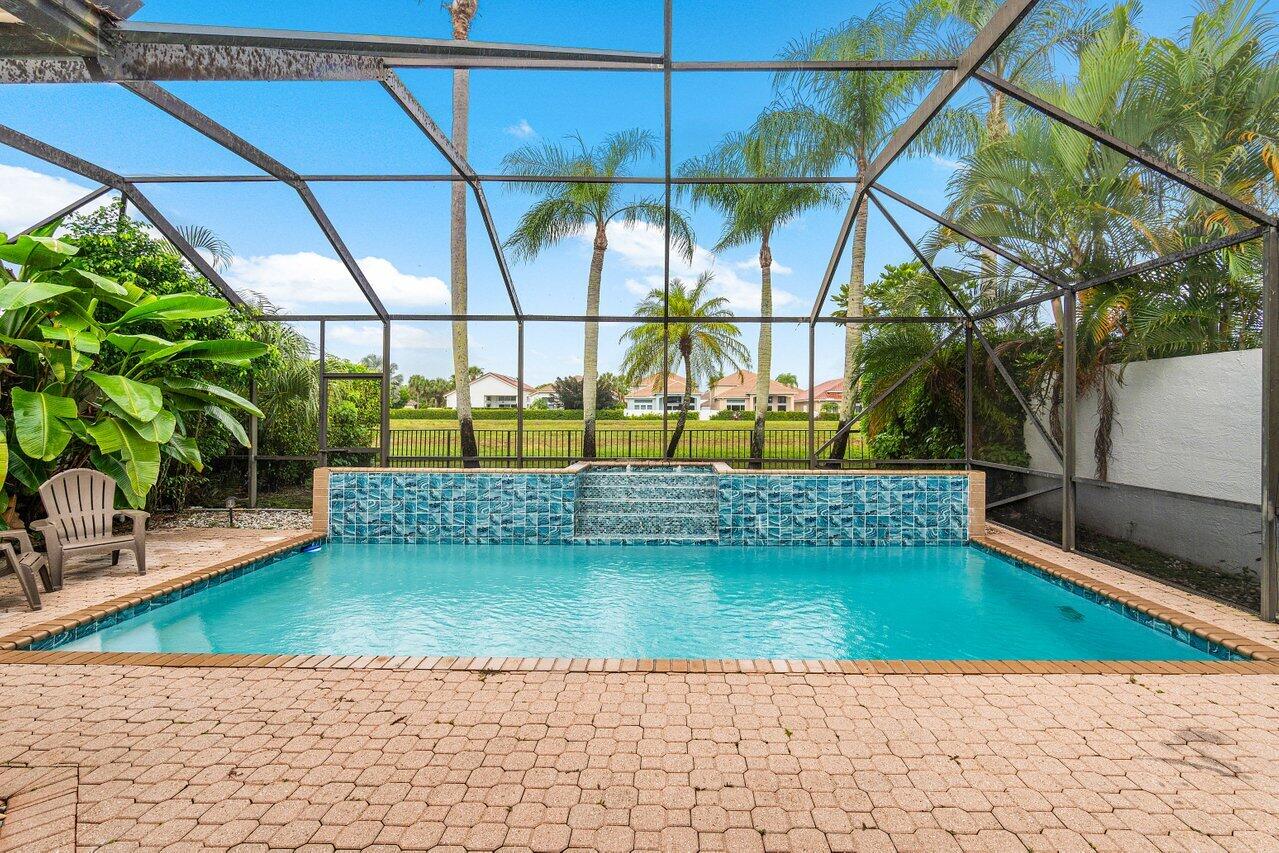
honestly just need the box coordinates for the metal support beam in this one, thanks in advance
[517,321,525,468]
[380,321,391,467]
[1062,289,1077,551]
[10,183,110,238]
[976,71,1278,228]
[964,322,974,467]
[809,0,1042,321]
[115,20,664,71]
[380,70,522,317]
[122,81,389,318]
[318,320,328,467]
[661,0,672,457]
[868,186,1065,463]
[248,376,258,508]
[871,183,1067,287]
[1074,226,1269,292]
[1263,226,1279,620]
[119,172,862,185]
[0,122,248,306]
[807,323,816,467]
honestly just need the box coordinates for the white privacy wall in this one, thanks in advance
[1025,348,1262,504]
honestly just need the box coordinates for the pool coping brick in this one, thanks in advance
[0,523,1275,675]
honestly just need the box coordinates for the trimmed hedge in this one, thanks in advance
[709,410,816,422]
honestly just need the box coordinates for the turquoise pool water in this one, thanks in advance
[54,543,1216,660]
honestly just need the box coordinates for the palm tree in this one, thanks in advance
[770,7,929,461]
[503,129,695,458]
[620,272,751,457]
[680,125,843,467]
[448,0,480,466]
[944,1,1278,477]
[911,0,1102,301]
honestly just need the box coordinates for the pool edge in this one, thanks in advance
[2,530,1277,674]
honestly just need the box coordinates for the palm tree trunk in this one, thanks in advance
[666,345,693,458]
[582,223,607,459]
[449,0,479,467]
[750,232,773,470]
[830,193,869,464]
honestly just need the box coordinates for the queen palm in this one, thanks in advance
[945,2,1277,477]
[448,0,480,465]
[504,129,695,458]
[680,125,843,468]
[770,8,926,461]
[620,272,751,458]
[912,0,1102,304]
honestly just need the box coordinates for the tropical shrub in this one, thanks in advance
[0,228,265,513]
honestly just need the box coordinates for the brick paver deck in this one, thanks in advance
[0,527,1276,851]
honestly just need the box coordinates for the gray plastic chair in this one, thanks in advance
[31,469,148,588]
[0,529,50,610]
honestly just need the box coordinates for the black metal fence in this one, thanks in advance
[388,427,857,466]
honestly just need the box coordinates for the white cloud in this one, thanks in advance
[0,164,113,234]
[624,278,651,296]
[504,119,537,139]
[326,323,445,351]
[733,256,793,276]
[225,251,449,312]
[590,221,797,313]
[929,153,964,171]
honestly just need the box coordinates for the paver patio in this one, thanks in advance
[0,527,1277,852]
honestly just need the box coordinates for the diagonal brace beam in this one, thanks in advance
[868,188,1064,462]
[809,0,1042,322]
[0,121,245,306]
[976,70,1278,228]
[380,70,522,317]
[871,183,1068,288]
[122,81,389,319]
[9,182,111,239]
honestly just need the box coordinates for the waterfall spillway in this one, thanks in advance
[573,465,719,543]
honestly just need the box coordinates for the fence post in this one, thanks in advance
[248,376,258,508]
[964,321,973,469]
[379,321,391,467]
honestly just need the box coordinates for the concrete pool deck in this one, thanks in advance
[0,528,1276,850]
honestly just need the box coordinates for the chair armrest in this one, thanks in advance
[0,541,18,567]
[0,529,32,553]
[115,510,149,532]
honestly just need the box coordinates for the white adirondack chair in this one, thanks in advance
[31,469,148,589]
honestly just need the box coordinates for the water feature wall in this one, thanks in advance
[322,468,976,545]
[574,466,719,543]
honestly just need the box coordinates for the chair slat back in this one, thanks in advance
[38,469,117,543]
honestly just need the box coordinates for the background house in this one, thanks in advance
[794,378,843,413]
[444,372,535,409]
[624,373,695,416]
[703,370,802,413]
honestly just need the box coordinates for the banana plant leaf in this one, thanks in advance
[11,388,79,460]
[85,372,164,423]
[0,280,77,311]
[86,419,160,497]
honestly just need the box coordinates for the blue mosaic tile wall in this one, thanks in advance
[328,472,576,544]
[717,474,968,546]
[327,471,968,546]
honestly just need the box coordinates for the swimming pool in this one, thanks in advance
[48,542,1221,660]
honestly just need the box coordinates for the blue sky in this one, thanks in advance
[0,0,1257,385]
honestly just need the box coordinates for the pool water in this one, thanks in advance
[56,543,1215,660]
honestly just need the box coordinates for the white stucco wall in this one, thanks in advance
[443,375,526,409]
[1025,348,1262,504]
